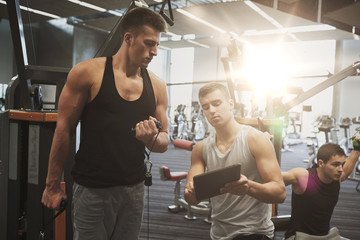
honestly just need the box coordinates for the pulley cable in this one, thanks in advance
[143,121,162,240]
[25,0,37,64]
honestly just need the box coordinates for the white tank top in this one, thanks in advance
[202,124,274,239]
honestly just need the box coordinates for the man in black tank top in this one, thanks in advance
[41,7,169,240]
[282,139,360,239]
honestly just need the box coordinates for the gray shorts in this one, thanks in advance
[72,181,145,240]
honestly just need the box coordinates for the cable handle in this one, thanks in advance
[39,199,67,239]
[131,121,162,135]
[352,137,360,151]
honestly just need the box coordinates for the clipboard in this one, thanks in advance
[193,164,241,201]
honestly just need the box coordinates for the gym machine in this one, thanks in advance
[0,1,76,239]
[348,123,360,191]
[338,117,352,155]
[0,111,74,240]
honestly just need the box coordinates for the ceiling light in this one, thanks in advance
[171,35,182,41]
[244,0,300,41]
[243,24,336,36]
[108,10,122,16]
[289,24,336,32]
[0,0,60,18]
[68,0,106,12]
[134,0,149,8]
[20,6,60,18]
[183,34,196,40]
[176,8,226,34]
[244,0,282,28]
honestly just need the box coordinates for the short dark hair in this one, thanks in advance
[199,82,230,100]
[120,7,167,39]
[317,143,345,165]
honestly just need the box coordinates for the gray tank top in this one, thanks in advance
[202,124,274,239]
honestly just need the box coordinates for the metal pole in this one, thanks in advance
[284,61,360,112]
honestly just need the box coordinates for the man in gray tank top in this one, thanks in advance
[184,82,285,240]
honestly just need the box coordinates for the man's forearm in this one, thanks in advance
[45,133,71,189]
[247,180,286,203]
[342,150,360,180]
[146,131,169,153]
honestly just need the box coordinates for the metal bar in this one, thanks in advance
[289,74,330,79]
[317,0,322,23]
[284,61,360,112]
[6,0,33,109]
[167,80,226,86]
[24,65,70,84]
[221,58,237,103]
[6,0,28,74]
[67,18,110,34]
[0,111,10,240]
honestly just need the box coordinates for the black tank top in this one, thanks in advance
[285,168,340,238]
[71,56,156,188]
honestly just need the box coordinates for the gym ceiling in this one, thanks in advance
[0,0,359,49]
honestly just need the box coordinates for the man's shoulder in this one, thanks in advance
[289,168,309,193]
[69,57,106,80]
[289,167,309,176]
[75,57,106,71]
[146,70,167,99]
[147,70,165,86]
[246,126,269,143]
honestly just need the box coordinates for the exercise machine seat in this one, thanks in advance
[173,139,195,151]
[160,166,188,181]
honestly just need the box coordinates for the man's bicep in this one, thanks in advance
[57,70,89,131]
[258,156,283,184]
[282,171,297,186]
[154,102,168,133]
[189,142,205,173]
[250,131,282,183]
[286,168,308,192]
[153,76,169,132]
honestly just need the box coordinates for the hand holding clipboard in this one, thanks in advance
[193,164,241,201]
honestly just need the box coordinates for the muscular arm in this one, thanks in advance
[42,62,92,209]
[282,168,309,194]
[340,144,360,181]
[246,130,286,203]
[184,140,206,205]
[136,71,169,152]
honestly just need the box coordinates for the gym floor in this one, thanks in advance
[139,142,360,240]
